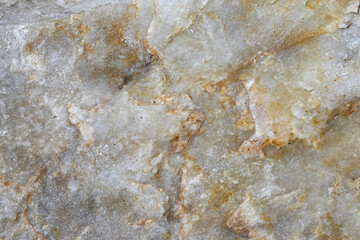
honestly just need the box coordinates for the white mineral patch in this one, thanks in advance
[1,0,360,239]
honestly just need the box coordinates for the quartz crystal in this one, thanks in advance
[1,0,360,239]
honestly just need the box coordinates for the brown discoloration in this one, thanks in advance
[227,194,274,238]
[171,135,189,154]
[276,28,329,54]
[25,43,36,55]
[105,4,138,47]
[173,162,193,220]
[118,74,133,90]
[297,193,308,202]
[105,19,127,46]
[235,30,333,154]
[185,111,206,134]
[174,161,210,239]
[77,23,90,35]
[53,20,78,39]
[314,213,345,240]
[222,2,350,152]
[227,194,256,234]
[162,231,171,240]
[86,5,145,90]
[154,92,191,105]
[89,48,140,89]
[339,102,358,116]
[154,169,161,180]
[171,111,206,154]
[132,99,142,106]
[236,110,255,131]
[328,178,342,199]
[201,63,252,95]
[135,218,154,228]
[209,182,234,210]
[290,193,308,210]
[173,203,188,219]
[81,42,97,58]
[34,168,47,184]
[262,213,273,232]
[348,177,360,191]
[0,177,25,192]
[235,0,259,22]
[306,0,321,10]
[60,3,151,93]
[202,82,218,94]
[72,14,83,20]
[206,11,219,20]
[23,193,47,240]
[238,137,271,156]
[219,95,237,110]
[23,171,48,240]
[227,208,250,234]
[144,39,160,58]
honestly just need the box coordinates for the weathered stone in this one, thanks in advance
[1,0,360,239]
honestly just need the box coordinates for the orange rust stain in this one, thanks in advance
[77,23,90,35]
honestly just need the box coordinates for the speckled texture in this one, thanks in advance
[1,0,360,239]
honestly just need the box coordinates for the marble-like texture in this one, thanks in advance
[1,0,360,239]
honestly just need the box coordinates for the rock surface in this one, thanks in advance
[1,0,360,239]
